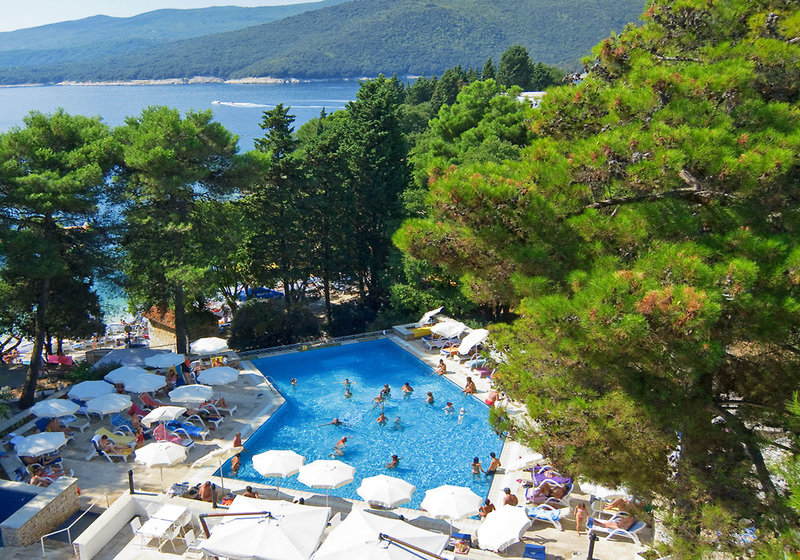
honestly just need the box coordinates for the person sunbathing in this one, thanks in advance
[434,360,447,376]
[462,377,477,395]
[29,467,52,487]
[243,486,259,498]
[97,434,130,454]
[530,480,567,503]
[592,514,637,531]
[45,417,73,436]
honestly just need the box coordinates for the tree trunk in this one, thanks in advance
[174,285,187,355]
[283,277,292,310]
[18,277,51,408]
[323,274,333,331]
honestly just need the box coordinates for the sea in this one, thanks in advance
[0,81,364,320]
[0,81,363,151]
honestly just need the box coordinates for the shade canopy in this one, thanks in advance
[504,449,545,472]
[192,445,244,469]
[577,478,631,500]
[144,353,185,368]
[169,384,214,404]
[312,509,448,560]
[252,450,305,479]
[135,441,187,468]
[298,460,355,490]
[141,406,187,427]
[419,485,482,521]
[190,337,229,355]
[476,505,532,552]
[201,496,329,560]
[14,432,68,457]
[197,366,239,386]
[92,348,165,369]
[356,474,416,509]
[86,393,132,416]
[414,307,443,328]
[104,366,148,385]
[457,328,489,356]
[68,380,114,401]
[123,373,166,394]
[429,320,466,339]
[30,399,79,418]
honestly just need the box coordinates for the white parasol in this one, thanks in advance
[420,485,482,523]
[140,405,187,427]
[252,450,305,496]
[457,328,489,356]
[68,380,114,401]
[144,353,185,368]
[169,384,214,404]
[190,337,229,355]
[30,399,79,418]
[123,373,166,394]
[104,365,148,385]
[191,444,244,489]
[85,393,132,416]
[298,459,355,506]
[312,509,448,560]
[476,505,532,552]
[135,441,187,490]
[14,432,68,457]
[429,320,467,339]
[197,366,239,386]
[414,307,443,328]
[201,496,329,560]
[356,474,416,509]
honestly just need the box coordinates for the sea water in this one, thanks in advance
[0,81,362,150]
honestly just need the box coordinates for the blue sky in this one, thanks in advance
[0,0,316,32]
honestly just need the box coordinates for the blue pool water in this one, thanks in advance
[0,488,36,546]
[224,339,504,509]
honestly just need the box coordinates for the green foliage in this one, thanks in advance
[228,299,321,350]
[496,44,536,90]
[116,106,238,354]
[68,361,112,383]
[0,0,646,84]
[481,57,495,80]
[0,109,118,407]
[400,0,800,549]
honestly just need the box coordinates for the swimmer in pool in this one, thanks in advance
[443,402,454,415]
[392,417,403,431]
[426,392,434,404]
[344,387,352,398]
[331,436,348,456]
[385,454,399,469]
[458,407,466,423]
[291,378,297,386]
[376,412,388,425]
[401,382,413,396]
[321,418,344,427]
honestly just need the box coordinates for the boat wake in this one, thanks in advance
[211,100,346,110]
[211,100,272,108]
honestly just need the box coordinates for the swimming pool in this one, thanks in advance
[225,338,504,509]
[0,488,36,546]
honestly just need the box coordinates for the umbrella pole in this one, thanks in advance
[217,459,225,490]
[160,467,164,492]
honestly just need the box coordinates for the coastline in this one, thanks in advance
[0,75,375,88]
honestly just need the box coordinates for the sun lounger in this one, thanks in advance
[166,420,209,441]
[140,393,166,410]
[421,336,458,351]
[522,543,546,559]
[201,401,237,417]
[153,424,194,448]
[111,414,136,435]
[87,438,133,463]
[587,516,646,545]
[525,505,571,531]
[94,427,136,447]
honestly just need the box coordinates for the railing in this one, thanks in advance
[40,492,109,558]
[236,330,386,359]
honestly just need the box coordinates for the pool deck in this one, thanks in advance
[2,335,651,560]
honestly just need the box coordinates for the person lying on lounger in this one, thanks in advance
[592,514,637,531]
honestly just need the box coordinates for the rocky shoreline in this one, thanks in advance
[0,76,372,88]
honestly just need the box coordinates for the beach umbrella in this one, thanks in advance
[85,393,132,416]
[457,328,489,356]
[30,399,79,418]
[191,444,243,489]
[430,320,466,339]
[414,307,443,328]
[201,496,329,560]
[356,474,416,509]
[135,441,187,490]
[252,450,305,496]
[197,366,239,386]
[577,478,630,500]
[68,380,114,401]
[104,365,148,385]
[140,405,187,427]
[123,373,166,394]
[504,449,545,472]
[190,337,229,355]
[298,459,355,507]
[312,509,448,560]
[169,384,214,404]
[476,505,532,552]
[144,352,185,368]
[420,485,482,525]
[14,432,68,457]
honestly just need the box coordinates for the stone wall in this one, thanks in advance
[1,477,80,547]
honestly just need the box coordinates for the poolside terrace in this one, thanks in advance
[2,335,652,560]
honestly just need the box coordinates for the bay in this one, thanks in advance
[0,81,362,150]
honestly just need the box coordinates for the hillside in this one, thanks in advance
[0,0,350,69]
[0,0,646,84]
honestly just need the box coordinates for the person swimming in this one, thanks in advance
[376,412,388,425]
[401,382,413,396]
[331,436,348,456]
[443,402,454,415]
[385,454,399,469]
[426,391,435,404]
[392,417,403,431]
[291,378,297,386]
[344,386,352,398]
[458,407,466,423]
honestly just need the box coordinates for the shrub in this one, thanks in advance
[228,299,321,351]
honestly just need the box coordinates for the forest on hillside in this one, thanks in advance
[0,0,645,84]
